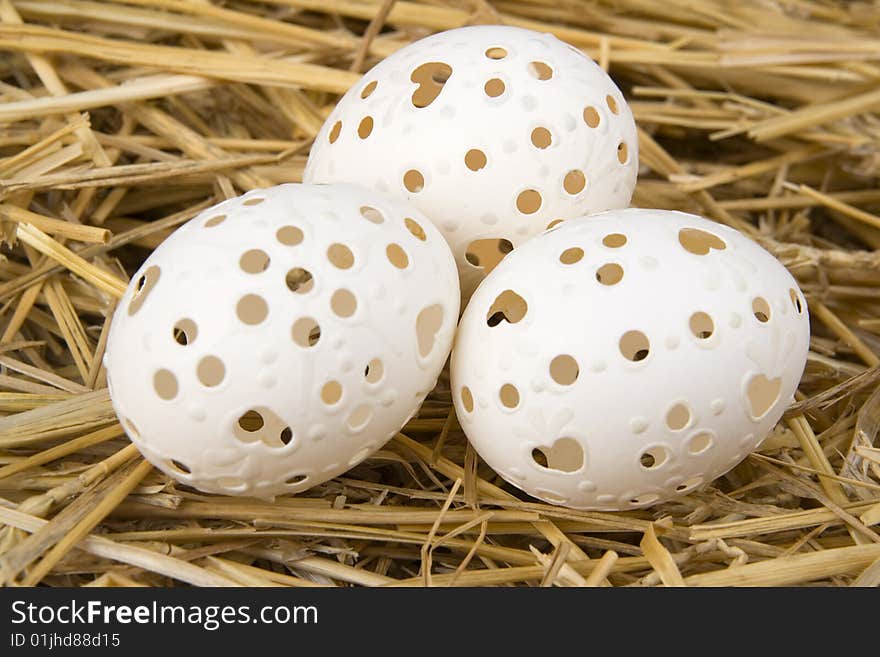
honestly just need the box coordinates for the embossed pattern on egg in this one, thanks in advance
[104,183,460,498]
[304,25,638,298]
[451,208,810,510]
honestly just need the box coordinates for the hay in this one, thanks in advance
[1,0,879,587]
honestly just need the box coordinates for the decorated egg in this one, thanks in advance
[105,183,460,498]
[451,208,810,510]
[305,25,638,298]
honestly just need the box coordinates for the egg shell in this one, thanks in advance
[104,183,460,498]
[305,25,638,298]
[451,208,810,510]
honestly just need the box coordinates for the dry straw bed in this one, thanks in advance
[0,0,879,588]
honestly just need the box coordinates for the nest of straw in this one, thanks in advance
[1,0,880,588]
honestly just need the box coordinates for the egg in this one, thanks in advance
[305,25,638,298]
[104,183,460,498]
[451,208,810,510]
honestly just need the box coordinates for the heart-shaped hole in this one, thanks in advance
[416,304,444,358]
[531,437,584,473]
[410,62,452,108]
[486,289,527,327]
[746,374,782,419]
[678,228,726,255]
[128,265,161,315]
[465,238,513,275]
[233,407,293,448]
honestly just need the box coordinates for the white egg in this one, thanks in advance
[451,208,810,510]
[105,183,460,498]
[305,25,638,298]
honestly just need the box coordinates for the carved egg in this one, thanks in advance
[105,183,459,498]
[304,25,638,298]
[451,208,810,510]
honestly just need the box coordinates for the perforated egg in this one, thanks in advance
[105,183,459,498]
[305,25,638,298]
[451,208,810,510]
